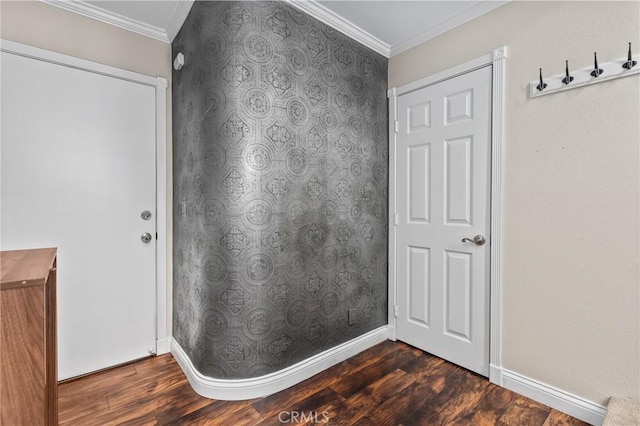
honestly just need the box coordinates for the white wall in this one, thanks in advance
[389,1,639,406]
[0,0,174,338]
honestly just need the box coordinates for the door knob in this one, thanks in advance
[462,235,486,246]
[141,233,152,243]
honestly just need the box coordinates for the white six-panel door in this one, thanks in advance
[1,51,158,380]
[395,66,492,376]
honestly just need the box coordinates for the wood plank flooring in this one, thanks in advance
[59,341,588,425]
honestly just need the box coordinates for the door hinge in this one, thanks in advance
[156,232,158,240]
[394,214,399,226]
[394,305,399,318]
[394,120,399,133]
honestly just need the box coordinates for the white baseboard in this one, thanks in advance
[493,367,606,425]
[156,337,171,355]
[170,326,390,400]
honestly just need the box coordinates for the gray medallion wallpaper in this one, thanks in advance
[172,0,388,379]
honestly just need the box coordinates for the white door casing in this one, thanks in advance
[394,66,492,376]
[388,47,507,382]
[1,41,168,380]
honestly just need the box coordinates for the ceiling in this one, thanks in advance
[43,0,507,57]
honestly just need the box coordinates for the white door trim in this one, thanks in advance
[387,46,507,384]
[0,39,170,355]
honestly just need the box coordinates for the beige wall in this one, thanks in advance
[390,1,639,405]
[1,0,174,338]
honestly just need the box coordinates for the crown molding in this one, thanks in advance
[41,0,170,43]
[165,0,195,42]
[285,0,391,58]
[41,0,506,56]
[389,1,508,57]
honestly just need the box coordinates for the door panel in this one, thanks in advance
[445,136,472,225]
[409,144,431,222]
[445,89,474,124]
[396,66,491,376]
[408,246,430,326]
[444,250,471,341]
[409,101,431,130]
[1,52,157,380]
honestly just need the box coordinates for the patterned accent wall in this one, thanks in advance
[172,0,388,379]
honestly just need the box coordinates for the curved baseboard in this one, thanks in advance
[170,326,389,401]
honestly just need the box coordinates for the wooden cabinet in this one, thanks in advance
[1,248,58,426]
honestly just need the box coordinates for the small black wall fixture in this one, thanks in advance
[622,42,637,70]
[590,52,604,77]
[562,60,574,85]
[537,68,547,91]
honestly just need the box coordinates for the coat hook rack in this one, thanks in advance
[530,42,640,98]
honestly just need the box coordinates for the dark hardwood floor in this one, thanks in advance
[59,340,588,425]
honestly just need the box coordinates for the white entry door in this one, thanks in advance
[1,51,157,380]
[395,66,492,376]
